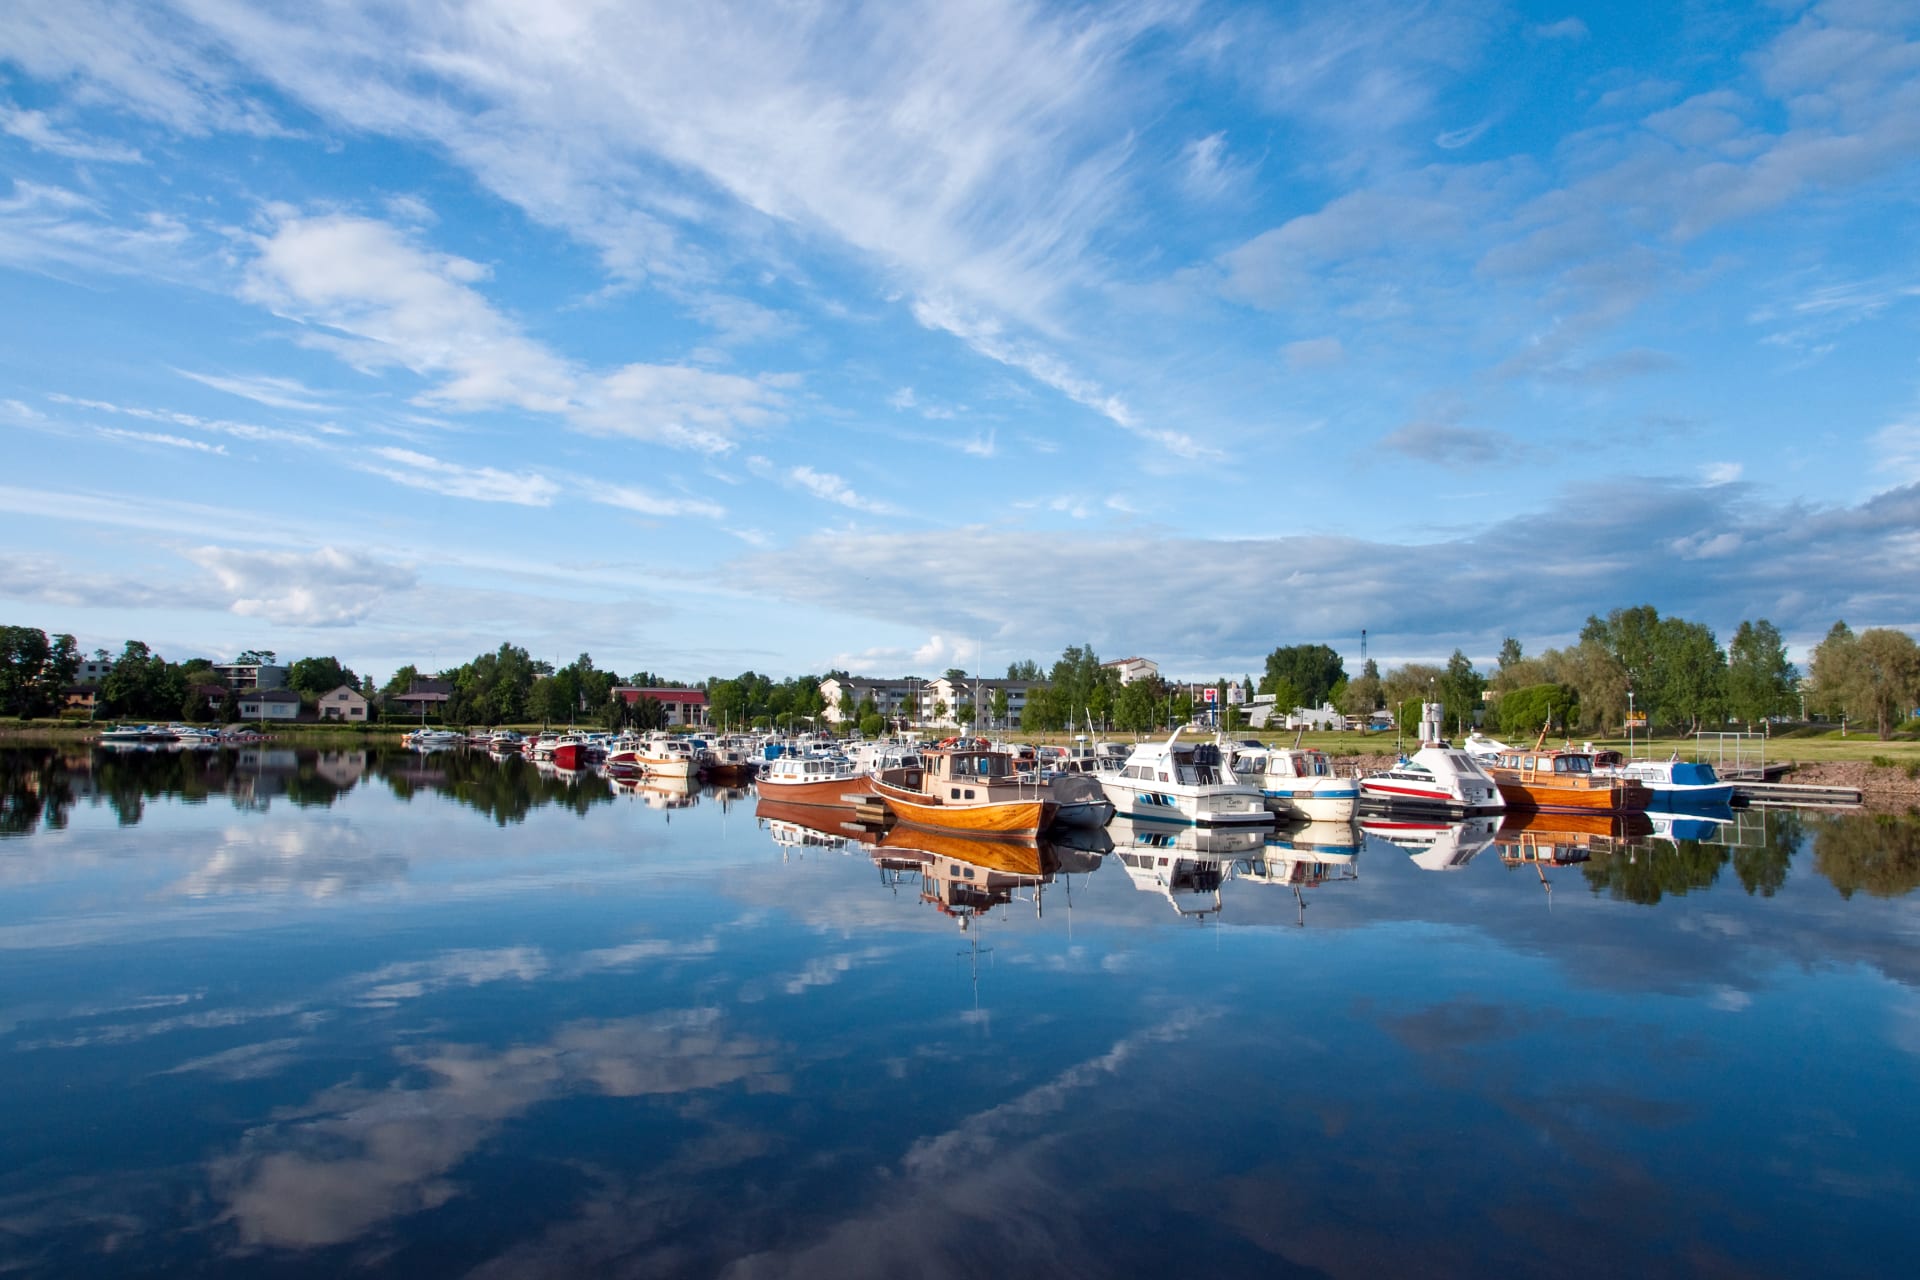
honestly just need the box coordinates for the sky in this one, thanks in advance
[2,0,1917,686]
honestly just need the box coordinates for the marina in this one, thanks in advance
[2,740,1915,1276]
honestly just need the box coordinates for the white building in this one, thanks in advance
[1102,656,1159,685]
[318,684,370,722]
[238,689,302,721]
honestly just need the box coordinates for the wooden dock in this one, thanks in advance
[1732,780,1862,808]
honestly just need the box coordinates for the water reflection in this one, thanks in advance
[5,746,1920,1275]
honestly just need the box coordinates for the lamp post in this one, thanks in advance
[1627,688,1635,759]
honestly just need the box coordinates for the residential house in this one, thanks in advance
[212,661,289,691]
[319,684,370,722]
[389,677,453,719]
[613,686,709,727]
[1102,656,1159,685]
[237,689,303,721]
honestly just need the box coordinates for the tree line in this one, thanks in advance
[9,610,1916,738]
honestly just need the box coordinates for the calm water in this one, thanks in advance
[4,746,1919,1278]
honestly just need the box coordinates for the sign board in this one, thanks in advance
[1203,687,1218,704]
[1625,713,1648,729]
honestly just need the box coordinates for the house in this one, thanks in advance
[74,657,113,685]
[612,686,709,727]
[190,683,229,713]
[1102,656,1159,685]
[61,685,97,714]
[389,677,454,717]
[212,661,289,691]
[237,688,303,721]
[318,684,370,722]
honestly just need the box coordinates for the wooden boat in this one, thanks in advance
[871,740,1056,837]
[1482,743,1651,812]
[754,752,867,807]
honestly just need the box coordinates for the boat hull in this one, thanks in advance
[870,778,1054,837]
[756,775,866,808]
[1493,778,1650,813]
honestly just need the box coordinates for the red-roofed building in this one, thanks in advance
[612,686,709,727]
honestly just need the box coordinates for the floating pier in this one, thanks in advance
[1732,780,1862,808]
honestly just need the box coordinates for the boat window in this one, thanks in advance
[964,789,975,799]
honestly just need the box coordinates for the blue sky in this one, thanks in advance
[2,0,1917,685]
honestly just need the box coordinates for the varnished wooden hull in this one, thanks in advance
[870,777,1055,837]
[1493,778,1650,813]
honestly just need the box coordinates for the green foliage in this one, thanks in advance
[1725,619,1797,724]
[1259,644,1345,708]
[1498,636,1523,671]
[858,713,886,738]
[1496,683,1579,736]
[1810,624,1920,739]
[1047,644,1113,729]
[287,655,357,697]
[100,640,188,720]
[0,626,79,718]
[1439,649,1484,733]
[1005,658,1042,680]
[1022,685,1062,732]
[990,687,1009,726]
[1223,703,1245,733]
[1265,677,1300,713]
[1113,679,1159,733]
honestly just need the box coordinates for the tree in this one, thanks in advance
[0,626,59,717]
[1438,650,1484,735]
[287,656,356,697]
[1652,618,1725,733]
[1806,621,1855,721]
[1223,703,1245,733]
[1498,636,1523,672]
[1260,644,1346,709]
[1340,658,1382,718]
[1819,628,1920,738]
[235,649,277,666]
[944,667,968,683]
[1725,619,1797,725]
[990,688,1009,727]
[1497,683,1579,737]
[1170,689,1194,726]
[1005,658,1042,680]
[858,713,886,738]
[932,698,947,724]
[1113,679,1158,733]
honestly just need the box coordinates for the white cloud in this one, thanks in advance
[789,465,900,516]
[176,369,335,412]
[0,105,144,162]
[1532,18,1590,42]
[1701,461,1744,486]
[577,479,726,520]
[358,447,560,507]
[1282,336,1346,369]
[241,211,579,414]
[96,426,226,454]
[184,544,416,626]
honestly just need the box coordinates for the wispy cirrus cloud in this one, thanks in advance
[357,447,560,507]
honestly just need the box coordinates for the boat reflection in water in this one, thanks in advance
[1360,814,1501,870]
[1649,803,1737,846]
[754,798,875,857]
[1234,819,1361,925]
[1494,809,1655,902]
[1106,816,1259,920]
[610,768,700,810]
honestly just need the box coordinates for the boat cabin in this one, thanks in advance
[1490,749,1596,780]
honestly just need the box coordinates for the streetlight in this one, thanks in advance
[1627,688,1635,759]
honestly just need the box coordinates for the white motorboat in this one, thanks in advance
[1228,742,1359,822]
[1357,703,1505,814]
[1099,728,1271,826]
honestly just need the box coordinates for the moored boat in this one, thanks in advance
[1482,744,1651,812]
[1357,704,1504,815]
[871,740,1055,837]
[1099,728,1271,826]
[754,752,867,808]
[1591,752,1735,808]
[1228,742,1359,822]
